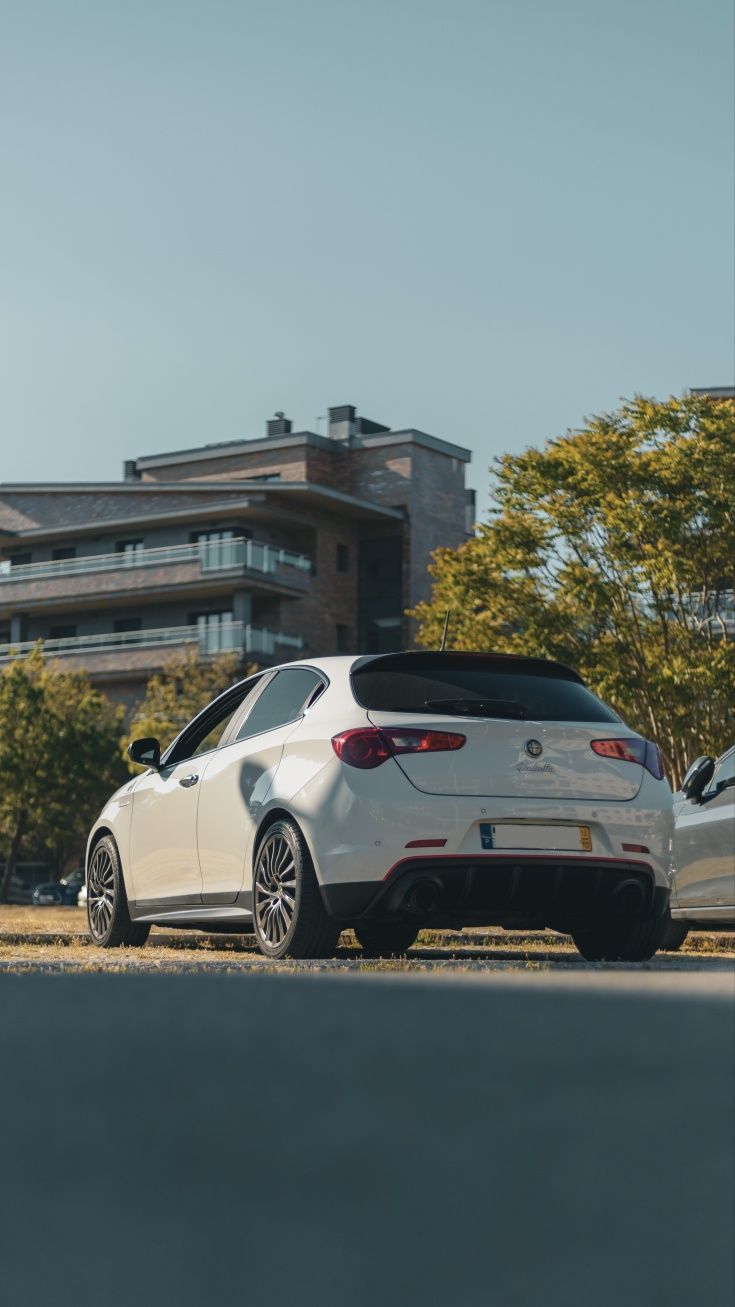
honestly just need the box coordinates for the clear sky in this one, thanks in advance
[1,0,733,513]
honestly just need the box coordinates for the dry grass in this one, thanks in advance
[0,905,733,976]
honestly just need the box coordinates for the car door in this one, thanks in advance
[196,667,327,904]
[127,681,257,907]
[674,749,735,910]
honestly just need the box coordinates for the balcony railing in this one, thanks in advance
[0,622,304,661]
[0,537,312,584]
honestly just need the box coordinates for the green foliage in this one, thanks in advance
[413,393,735,785]
[122,648,249,766]
[0,647,126,899]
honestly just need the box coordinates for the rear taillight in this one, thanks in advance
[591,737,666,779]
[332,727,466,770]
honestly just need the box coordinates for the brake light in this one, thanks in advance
[591,738,666,779]
[331,729,391,769]
[332,727,466,770]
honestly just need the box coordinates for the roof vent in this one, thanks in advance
[266,412,293,438]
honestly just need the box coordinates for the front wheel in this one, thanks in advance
[570,914,668,962]
[87,836,150,948]
[354,923,419,957]
[252,820,340,960]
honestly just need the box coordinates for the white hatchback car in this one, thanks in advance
[86,652,674,961]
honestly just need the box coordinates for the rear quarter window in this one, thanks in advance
[351,657,620,723]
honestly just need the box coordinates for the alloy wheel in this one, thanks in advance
[254,833,297,949]
[88,843,116,941]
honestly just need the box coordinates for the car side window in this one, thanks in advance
[190,704,245,757]
[165,679,262,766]
[704,750,735,796]
[235,668,325,742]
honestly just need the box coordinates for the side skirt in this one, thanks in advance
[670,905,735,926]
[129,890,253,925]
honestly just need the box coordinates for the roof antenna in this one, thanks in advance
[439,610,451,651]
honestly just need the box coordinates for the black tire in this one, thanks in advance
[660,913,689,952]
[87,835,151,948]
[354,922,419,957]
[571,913,668,962]
[252,819,340,960]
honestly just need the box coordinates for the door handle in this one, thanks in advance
[179,773,199,788]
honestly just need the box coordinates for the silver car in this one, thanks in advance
[664,746,735,948]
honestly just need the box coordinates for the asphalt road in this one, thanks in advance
[1,971,733,1307]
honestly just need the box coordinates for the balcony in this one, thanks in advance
[0,621,304,663]
[0,537,313,610]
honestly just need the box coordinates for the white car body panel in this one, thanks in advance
[196,719,301,902]
[365,713,643,801]
[128,760,203,903]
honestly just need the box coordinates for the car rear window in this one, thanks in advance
[351,655,619,723]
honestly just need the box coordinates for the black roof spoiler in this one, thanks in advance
[351,650,585,685]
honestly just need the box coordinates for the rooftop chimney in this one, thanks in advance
[266,412,293,438]
[328,404,357,442]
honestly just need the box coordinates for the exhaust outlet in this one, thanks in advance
[405,880,439,914]
[613,879,646,918]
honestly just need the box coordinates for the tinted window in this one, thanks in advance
[166,680,260,764]
[191,703,243,757]
[236,669,324,741]
[352,656,619,723]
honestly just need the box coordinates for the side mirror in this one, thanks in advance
[680,755,715,803]
[128,737,161,770]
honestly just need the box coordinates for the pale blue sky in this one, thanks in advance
[0,0,733,512]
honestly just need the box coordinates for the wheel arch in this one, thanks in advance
[251,806,323,884]
[86,824,135,899]
[86,824,114,871]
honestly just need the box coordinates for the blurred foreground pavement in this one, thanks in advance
[1,970,733,1307]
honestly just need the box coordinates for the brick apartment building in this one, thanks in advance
[0,404,475,708]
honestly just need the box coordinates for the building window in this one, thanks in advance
[113,617,142,633]
[51,546,76,562]
[116,540,145,565]
[336,623,350,653]
[192,529,241,570]
[336,544,350,573]
[10,552,32,568]
[191,611,237,653]
[48,624,77,640]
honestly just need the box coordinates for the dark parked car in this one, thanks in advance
[31,870,85,907]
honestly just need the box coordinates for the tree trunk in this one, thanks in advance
[0,815,26,904]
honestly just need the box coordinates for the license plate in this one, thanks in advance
[480,823,592,852]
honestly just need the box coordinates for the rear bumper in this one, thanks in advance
[320,854,670,929]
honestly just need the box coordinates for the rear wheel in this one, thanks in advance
[571,914,668,962]
[87,836,150,948]
[354,923,419,957]
[252,820,340,960]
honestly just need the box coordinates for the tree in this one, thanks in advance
[122,648,249,766]
[0,648,126,901]
[412,393,735,787]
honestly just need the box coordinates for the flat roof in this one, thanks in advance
[133,427,472,470]
[691,386,735,399]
